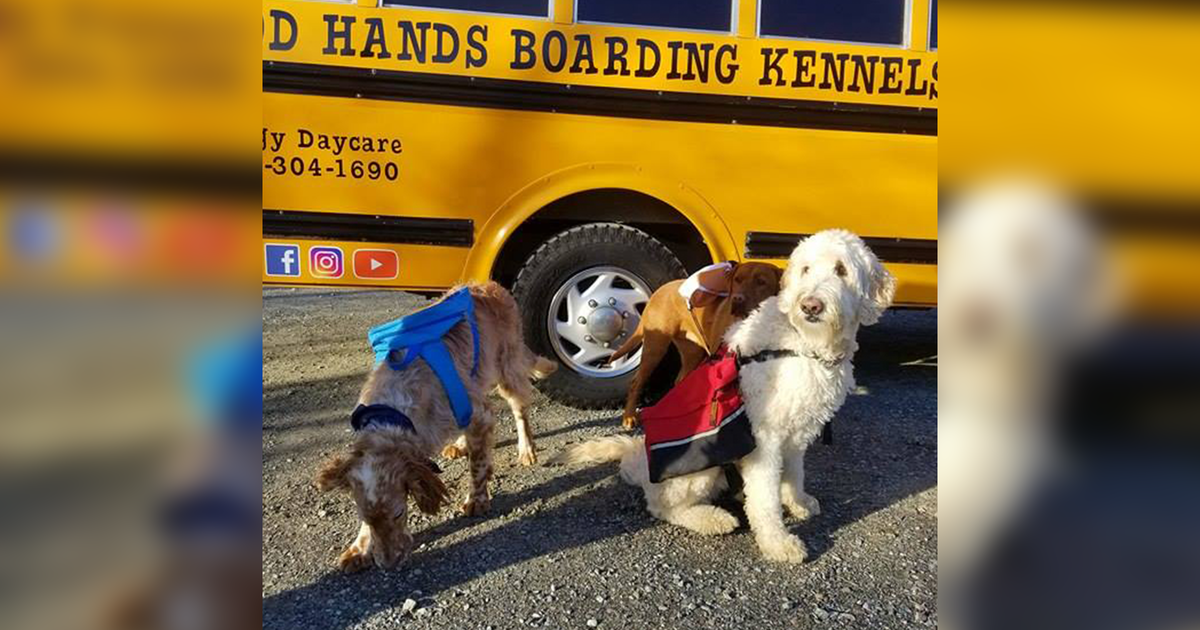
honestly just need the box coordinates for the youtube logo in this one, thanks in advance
[352,248,399,280]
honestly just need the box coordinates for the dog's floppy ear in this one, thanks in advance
[316,454,353,492]
[405,455,450,515]
[858,251,896,326]
[689,261,737,308]
[771,265,784,291]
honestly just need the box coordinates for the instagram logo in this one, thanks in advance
[309,246,343,278]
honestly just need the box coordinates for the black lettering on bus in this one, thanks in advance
[879,57,903,94]
[322,15,356,57]
[466,25,488,69]
[569,34,599,74]
[361,17,391,59]
[665,41,684,80]
[848,55,879,93]
[269,10,297,52]
[511,29,536,69]
[714,44,738,84]
[432,23,459,64]
[298,129,314,149]
[543,30,567,72]
[681,42,714,83]
[930,62,938,100]
[604,37,630,76]
[635,39,660,78]
[905,58,929,96]
[759,47,786,86]
[791,50,817,87]
[818,52,849,92]
[398,22,431,63]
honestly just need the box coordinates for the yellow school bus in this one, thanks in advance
[262,0,938,405]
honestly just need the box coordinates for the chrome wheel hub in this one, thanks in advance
[547,266,652,378]
[586,307,624,343]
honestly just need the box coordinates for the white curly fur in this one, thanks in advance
[559,229,895,562]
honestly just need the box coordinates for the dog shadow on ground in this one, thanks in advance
[263,464,643,630]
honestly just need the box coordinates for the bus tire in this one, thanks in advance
[512,223,688,409]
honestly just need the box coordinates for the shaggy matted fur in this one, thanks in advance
[316,282,556,571]
[557,230,894,562]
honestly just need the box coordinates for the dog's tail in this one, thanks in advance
[550,435,641,467]
[530,355,558,380]
[605,320,644,364]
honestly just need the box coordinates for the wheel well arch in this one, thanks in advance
[489,188,716,288]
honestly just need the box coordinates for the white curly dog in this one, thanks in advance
[557,229,895,562]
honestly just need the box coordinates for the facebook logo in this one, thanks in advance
[265,244,301,277]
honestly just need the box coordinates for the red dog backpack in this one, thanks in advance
[640,347,757,483]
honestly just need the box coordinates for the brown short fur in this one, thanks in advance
[315,282,556,571]
[608,262,782,429]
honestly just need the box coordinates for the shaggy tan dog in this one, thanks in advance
[316,282,555,571]
[608,262,782,429]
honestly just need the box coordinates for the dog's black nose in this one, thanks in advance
[800,297,825,316]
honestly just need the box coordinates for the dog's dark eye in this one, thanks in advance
[801,266,809,275]
[834,261,847,277]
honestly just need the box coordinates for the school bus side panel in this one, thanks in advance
[263,92,934,300]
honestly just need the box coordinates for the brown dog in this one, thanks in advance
[608,261,782,429]
[315,282,556,571]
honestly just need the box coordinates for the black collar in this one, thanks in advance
[736,348,799,367]
[736,348,845,369]
[351,403,416,433]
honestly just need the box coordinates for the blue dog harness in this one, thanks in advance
[366,288,480,428]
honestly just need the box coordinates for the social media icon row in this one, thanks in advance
[264,244,398,280]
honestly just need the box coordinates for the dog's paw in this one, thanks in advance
[692,507,739,536]
[441,443,468,460]
[759,534,808,564]
[517,447,538,467]
[621,413,640,430]
[337,546,372,572]
[785,493,821,521]
[461,497,491,517]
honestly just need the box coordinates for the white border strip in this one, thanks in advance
[648,406,746,451]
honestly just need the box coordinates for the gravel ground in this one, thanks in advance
[263,287,937,630]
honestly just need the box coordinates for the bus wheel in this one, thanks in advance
[512,223,687,408]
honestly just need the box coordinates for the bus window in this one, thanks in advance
[760,0,908,46]
[576,0,733,33]
[930,0,937,50]
[382,0,550,18]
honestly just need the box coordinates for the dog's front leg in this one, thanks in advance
[462,413,495,516]
[742,445,808,563]
[781,447,820,520]
[336,522,374,572]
